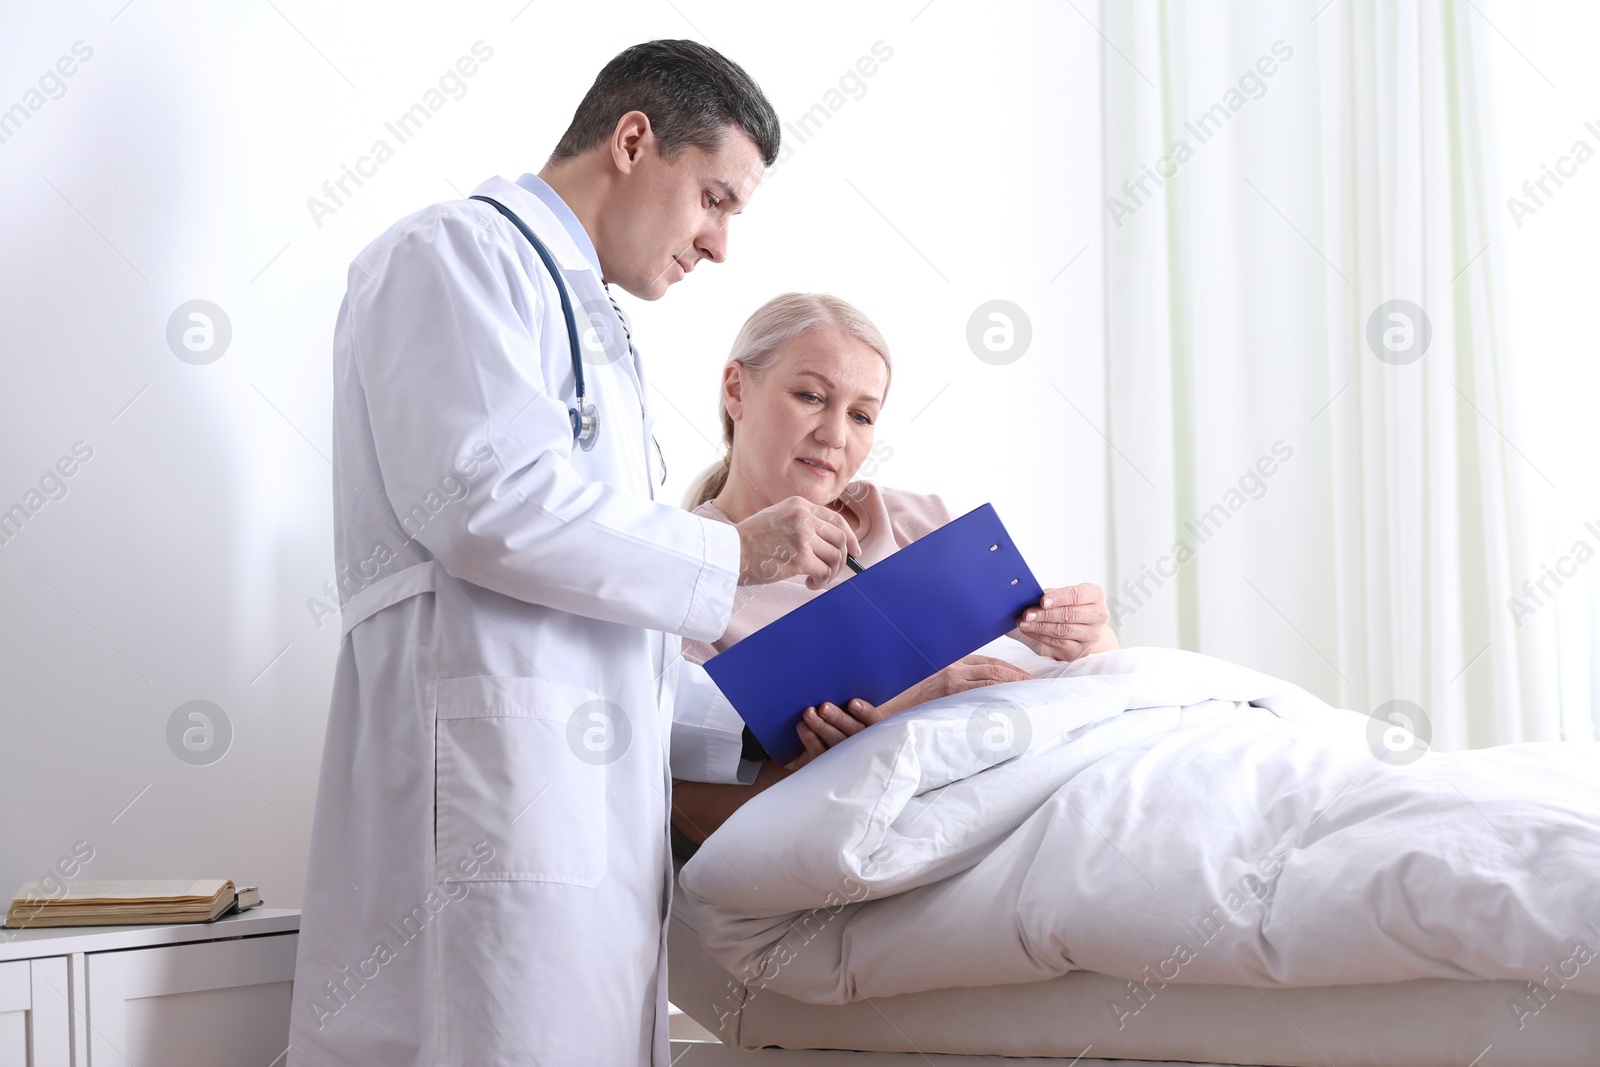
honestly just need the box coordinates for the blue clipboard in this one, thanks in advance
[703,503,1045,766]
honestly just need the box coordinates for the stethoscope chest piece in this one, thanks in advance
[572,401,600,451]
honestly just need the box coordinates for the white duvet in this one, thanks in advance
[676,647,1600,1013]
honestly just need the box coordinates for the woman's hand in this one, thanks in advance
[782,655,1034,769]
[879,655,1034,717]
[1013,583,1118,662]
[783,701,875,770]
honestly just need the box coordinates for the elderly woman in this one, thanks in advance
[670,293,1117,855]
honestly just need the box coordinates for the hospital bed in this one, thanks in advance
[666,647,1600,1065]
[668,859,1600,1066]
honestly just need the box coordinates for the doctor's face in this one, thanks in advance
[603,123,766,300]
[723,326,888,509]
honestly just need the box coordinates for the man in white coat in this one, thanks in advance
[289,40,860,1066]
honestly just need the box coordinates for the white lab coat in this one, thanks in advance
[288,175,746,1066]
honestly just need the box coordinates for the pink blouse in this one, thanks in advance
[683,481,952,665]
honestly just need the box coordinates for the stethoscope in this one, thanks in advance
[472,195,602,451]
[472,196,669,482]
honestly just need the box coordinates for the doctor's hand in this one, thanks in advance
[735,496,862,591]
[1012,583,1117,662]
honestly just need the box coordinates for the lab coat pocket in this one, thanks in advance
[434,675,609,887]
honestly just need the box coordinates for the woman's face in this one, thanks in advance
[723,325,889,509]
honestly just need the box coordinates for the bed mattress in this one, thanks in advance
[669,864,1600,1066]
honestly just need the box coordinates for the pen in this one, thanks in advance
[845,555,865,574]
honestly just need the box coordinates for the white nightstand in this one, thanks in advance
[0,907,299,1067]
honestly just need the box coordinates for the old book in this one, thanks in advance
[4,879,262,928]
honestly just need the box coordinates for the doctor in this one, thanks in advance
[289,40,859,1066]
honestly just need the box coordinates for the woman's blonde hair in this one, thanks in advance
[683,292,892,510]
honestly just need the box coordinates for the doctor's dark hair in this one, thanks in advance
[549,40,780,167]
[684,293,893,511]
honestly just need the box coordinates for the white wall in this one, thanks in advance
[0,2,1102,908]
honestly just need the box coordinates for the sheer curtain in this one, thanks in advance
[1487,0,1600,742]
[1098,0,1554,748]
